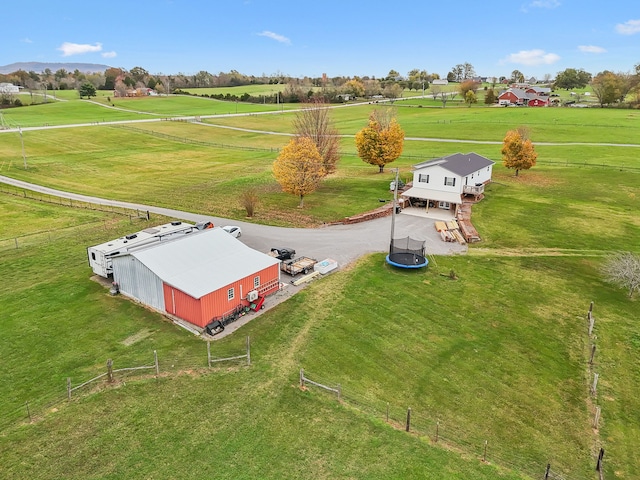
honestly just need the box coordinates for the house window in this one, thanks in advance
[253,276,260,288]
[418,174,429,183]
[439,201,451,209]
[91,252,96,261]
[487,167,490,171]
[444,177,456,186]
[227,288,235,300]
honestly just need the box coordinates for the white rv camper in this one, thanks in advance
[87,221,213,278]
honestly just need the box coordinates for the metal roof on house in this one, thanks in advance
[413,153,495,177]
[125,228,280,299]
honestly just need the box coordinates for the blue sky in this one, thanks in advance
[2,0,639,79]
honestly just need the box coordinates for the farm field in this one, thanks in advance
[0,94,639,479]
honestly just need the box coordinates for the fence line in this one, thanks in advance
[298,368,598,480]
[0,341,251,432]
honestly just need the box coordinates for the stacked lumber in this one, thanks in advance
[434,219,466,244]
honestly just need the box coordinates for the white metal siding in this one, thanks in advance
[112,256,165,311]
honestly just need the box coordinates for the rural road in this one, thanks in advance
[0,175,467,269]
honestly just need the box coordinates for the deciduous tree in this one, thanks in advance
[501,129,537,176]
[602,252,640,298]
[464,90,477,107]
[273,137,325,208]
[292,99,341,175]
[554,68,591,90]
[591,71,627,107]
[355,109,405,173]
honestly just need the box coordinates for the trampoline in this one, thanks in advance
[386,236,428,269]
[385,170,429,269]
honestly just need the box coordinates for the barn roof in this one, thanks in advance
[413,153,494,177]
[125,228,279,299]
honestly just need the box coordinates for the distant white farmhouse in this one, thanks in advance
[432,79,449,86]
[0,83,20,94]
[402,153,494,215]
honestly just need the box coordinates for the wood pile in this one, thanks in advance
[435,220,466,244]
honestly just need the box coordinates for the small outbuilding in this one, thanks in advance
[111,228,281,329]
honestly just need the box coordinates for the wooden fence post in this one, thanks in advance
[154,350,159,376]
[337,384,341,401]
[593,406,601,428]
[300,369,305,388]
[544,463,551,479]
[405,407,411,432]
[483,440,488,462]
[592,373,599,395]
[589,301,594,313]
[67,378,71,401]
[207,341,211,367]
[435,421,439,442]
[596,448,605,471]
[386,402,389,422]
[246,336,251,366]
[590,344,597,365]
[107,359,113,383]
[26,401,32,422]
[588,311,595,336]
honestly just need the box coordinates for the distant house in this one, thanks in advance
[432,79,449,85]
[401,153,494,215]
[0,83,20,94]
[111,228,281,329]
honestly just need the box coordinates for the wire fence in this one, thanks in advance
[0,184,152,253]
[0,339,251,433]
[299,367,603,480]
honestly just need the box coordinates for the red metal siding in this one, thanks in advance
[199,264,280,325]
[163,284,204,327]
[162,264,280,329]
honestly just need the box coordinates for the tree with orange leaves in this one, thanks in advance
[501,129,537,176]
[355,109,405,173]
[273,137,325,208]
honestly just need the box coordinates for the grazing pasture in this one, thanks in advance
[0,93,639,479]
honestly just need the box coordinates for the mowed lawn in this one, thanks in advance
[0,97,639,478]
[0,200,637,477]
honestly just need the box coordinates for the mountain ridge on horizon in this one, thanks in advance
[0,61,112,75]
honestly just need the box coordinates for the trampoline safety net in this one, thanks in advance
[389,236,425,257]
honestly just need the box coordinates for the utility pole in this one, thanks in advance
[390,168,399,249]
[19,127,27,169]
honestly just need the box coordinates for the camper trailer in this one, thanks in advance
[87,221,213,278]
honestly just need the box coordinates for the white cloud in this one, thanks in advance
[578,45,606,53]
[615,19,640,35]
[502,49,560,66]
[21,38,33,44]
[257,31,291,45]
[58,42,102,57]
[102,51,117,58]
[521,0,560,12]
[529,0,560,8]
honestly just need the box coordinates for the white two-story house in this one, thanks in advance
[401,153,494,215]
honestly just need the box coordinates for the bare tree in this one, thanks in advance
[439,92,450,108]
[430,85,441,100]
[292,98,341,175]
[602,252,640,298]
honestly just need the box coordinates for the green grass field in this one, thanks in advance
[0,94,639,479]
